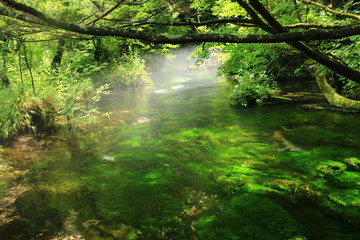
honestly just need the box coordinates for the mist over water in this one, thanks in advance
[1,47,360,240]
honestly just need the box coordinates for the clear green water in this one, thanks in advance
[1,51,360,240]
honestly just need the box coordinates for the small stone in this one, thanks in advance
[81,219,100,228]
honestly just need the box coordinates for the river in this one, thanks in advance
[1,49,360,240]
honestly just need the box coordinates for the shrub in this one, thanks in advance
[106,51,151,88]
[230,72,277,106]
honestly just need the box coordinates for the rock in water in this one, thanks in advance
[272,130,303,152]
[153,89,168,94]
[171,84,185,90]
[102,155,116,162]
[81,219,100,228]
[132,117,151,126]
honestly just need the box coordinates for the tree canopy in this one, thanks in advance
[0,0,359,82]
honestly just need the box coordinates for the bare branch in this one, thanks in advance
[91,1,103,11]
[127,0,151,6]
[86,0,125,26]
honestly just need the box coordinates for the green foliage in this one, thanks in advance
[216,42,308,106]
[211,0,245,17]
[327,35,360,99]
[0,37,112,140]
[0,87,29,140]
[105,50,151,88]
[230,72,277,106]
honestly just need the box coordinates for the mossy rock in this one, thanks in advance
[82,224,140,240]
[289,237,308,240]
[331,171,360,189]
[196,131,221,147]
[265,179,300,194]
[316,161,347,176]
[343,157,360,171]
[212,173,248,194]
[98,224,139,239]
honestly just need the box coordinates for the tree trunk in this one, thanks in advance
[51,39,65,69]
[93,38,102,62]
[0,37,9,87]
[316,75,360,109]
[1,61,9,86]
[0,73,9,86]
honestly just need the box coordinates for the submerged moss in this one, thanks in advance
[196,194,304,240]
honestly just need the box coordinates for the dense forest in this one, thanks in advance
[1,1,360,240]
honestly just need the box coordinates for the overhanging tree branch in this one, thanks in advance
[0,0,359,44]
[284,23,356,29]
[242,0,360,82]
[0,6,41,24]
[102,17,255,27]
[299,0,360,21]
[0,0,359,82]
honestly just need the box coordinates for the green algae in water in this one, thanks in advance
[196,194,304,240]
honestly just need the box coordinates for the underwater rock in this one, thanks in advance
[171,84,185,90]
[272,131,302,152]
[51,234,84,240]
[81,219,100,228]
[162,230,177,239]
[11,135,46,152]
[288,237,309,240]
[12,136,36,151]
[0,184,29,225]
[315,161,360,188]
[153,89,169,94]
[316,161,347,176]
[52,209,85,240]
[101,155,116,162]
[185,65,207,71]
[85,223,140,239]
[196,131,221,150]
[343,157,360,171]
[180,188,218,217]
[132,117,151,126]
[171,76,192,82]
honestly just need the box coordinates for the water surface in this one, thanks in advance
[1,50,360,240]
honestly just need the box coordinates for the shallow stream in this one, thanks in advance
[1,50,360,240]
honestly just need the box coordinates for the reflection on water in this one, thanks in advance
[1,49,360,240]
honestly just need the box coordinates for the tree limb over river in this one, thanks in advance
[0,0,360,101]
[0,0,359,43]
[0,0,359,83]
[1,4,359,43]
